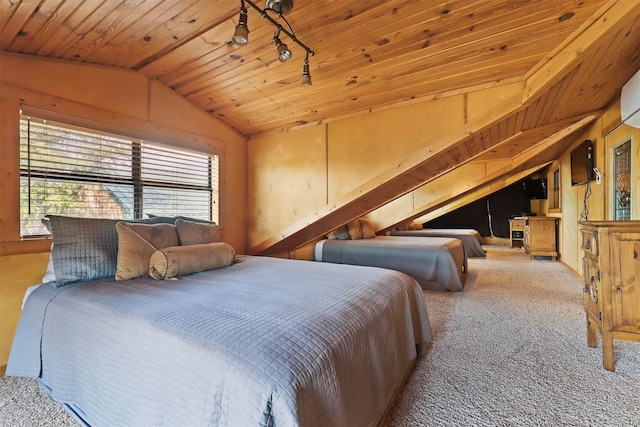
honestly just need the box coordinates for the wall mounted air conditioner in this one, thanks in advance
[621,68,640,128]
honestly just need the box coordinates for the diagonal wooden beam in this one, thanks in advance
[249,0,635,256]
[249,94,526,255]
[374,113,599,233]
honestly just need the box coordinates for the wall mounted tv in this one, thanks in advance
[522,178,547,199]
[570,139,594,186]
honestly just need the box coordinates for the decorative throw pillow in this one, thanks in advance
[47,215,121,286]
[409,221,423,230]
[347,219,363,240]
[175,219,221,246]
[115,222,179,281]
[149,242,236,280]
[359,218,376,239]
[326,224,350,240]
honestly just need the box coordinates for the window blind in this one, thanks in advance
[20,115,218,237]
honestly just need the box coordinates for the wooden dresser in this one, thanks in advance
[523,216,559,260]
[579,220,640,371]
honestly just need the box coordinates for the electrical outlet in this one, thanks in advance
[593,168,602,184]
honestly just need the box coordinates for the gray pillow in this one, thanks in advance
[47,215,120,287]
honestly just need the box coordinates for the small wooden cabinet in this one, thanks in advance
[508,218,525,248]
[579,220,640,371]
[523,216,559,260]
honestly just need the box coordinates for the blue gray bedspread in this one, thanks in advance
[316,236,466,291]
[7,255,431,427]
[390,228,486,257]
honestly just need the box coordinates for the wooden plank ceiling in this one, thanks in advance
[0,0,617,137]
[2,0,640,254]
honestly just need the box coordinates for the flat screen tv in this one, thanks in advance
[570,139,594,186]
[522,178,547,199]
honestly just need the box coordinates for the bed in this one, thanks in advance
[7,216,432,427]
[390,228,486,257]
[315,235,466,291]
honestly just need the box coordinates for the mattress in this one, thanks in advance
[391,228,486,257]
[8,255,431,427]
[316,235,466,291]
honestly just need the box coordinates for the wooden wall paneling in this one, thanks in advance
[365,193,415,232]
[247,126,327,248]
[414,162,490,206]
[250,94,527,254]
[2,54,150,120]
[0,98,20,243]
[468,83,523,122]
[326,95,465,201]
[0,252,50,372]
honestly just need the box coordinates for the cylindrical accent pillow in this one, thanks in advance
[149,242,236,280]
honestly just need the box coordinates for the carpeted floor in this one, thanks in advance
[2,245,640,426]
[384,245,640,426]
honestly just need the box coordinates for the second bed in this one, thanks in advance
[315,235,466,291]
[390,228,486,257]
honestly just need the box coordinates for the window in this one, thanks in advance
[20,115,219,237]
[550,168,560,211]
[613,139,631,220]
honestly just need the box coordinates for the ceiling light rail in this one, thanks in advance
[232,0,315,87]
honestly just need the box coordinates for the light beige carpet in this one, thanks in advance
[2,245,640,426]
[384,245,640,426]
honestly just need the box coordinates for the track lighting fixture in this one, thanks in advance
[232,0,315,87]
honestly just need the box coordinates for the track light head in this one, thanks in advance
[274,36,292,62]
[301,55,312,87]
[232,7,249,46]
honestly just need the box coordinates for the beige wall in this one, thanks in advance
[247,78,640,282]
[247,83,523,253]
[0,53,247,370]
[545,101,640,275]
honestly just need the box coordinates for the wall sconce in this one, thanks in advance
[232,0,315,87]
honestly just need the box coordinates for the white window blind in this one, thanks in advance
[20,115,219,237]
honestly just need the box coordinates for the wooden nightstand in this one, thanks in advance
[508,218,525,248]
[523,217,559,260]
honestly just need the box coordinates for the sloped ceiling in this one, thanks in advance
[2,1,639,254]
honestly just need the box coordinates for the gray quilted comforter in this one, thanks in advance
[316,236,466,291]
[390,229,486,257]
[7,255,431,427]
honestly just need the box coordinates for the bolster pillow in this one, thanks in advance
[149,242,236,280]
